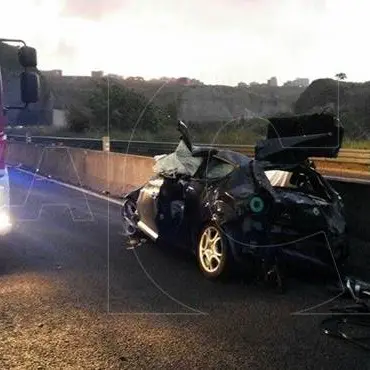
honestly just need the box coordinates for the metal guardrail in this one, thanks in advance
[7,134,256,156]
[7,134,370,183]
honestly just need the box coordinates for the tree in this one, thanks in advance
[66,78,171,134]
[335,72,347,81]
[65,104,93,133]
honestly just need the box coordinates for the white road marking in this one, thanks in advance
[11,167,125,206]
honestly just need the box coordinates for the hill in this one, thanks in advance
[294,78,370,140]
[1,41,306,129]
[42,74,305,124]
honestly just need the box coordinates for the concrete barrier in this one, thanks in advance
[6,142,155,196]
[328,180,370,241]
[5,142,370,241]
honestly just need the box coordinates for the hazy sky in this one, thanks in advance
[0,0,368,85]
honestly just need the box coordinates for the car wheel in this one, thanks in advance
[121,198,139,237]
[196,223,231,279]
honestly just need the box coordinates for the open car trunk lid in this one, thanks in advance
[254,113,343,164]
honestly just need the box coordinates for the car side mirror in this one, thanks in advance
[18,46,37,68]
[20,71,40,104]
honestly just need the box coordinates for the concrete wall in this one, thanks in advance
[52,109,68,128]
[5,142,155,196]
[5,142,370,241]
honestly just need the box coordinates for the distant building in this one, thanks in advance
[42,69,63,77]
[267,76,278,87]
[106,73,124,80]
[126,76,145,82]
[283,78,309,87]
[295,78,309,87]
[177,77,192,85]
[91,70,104,78]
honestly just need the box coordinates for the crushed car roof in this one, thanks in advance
[215,150,252,166]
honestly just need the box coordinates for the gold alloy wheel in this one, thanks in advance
[198,225,224,274]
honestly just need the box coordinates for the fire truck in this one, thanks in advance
[0,39,40,234]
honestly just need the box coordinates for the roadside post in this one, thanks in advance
[102,136,110,152]
[26,132,31,144]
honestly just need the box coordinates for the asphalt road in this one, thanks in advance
[0,168,369,369]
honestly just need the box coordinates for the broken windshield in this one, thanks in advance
[153,140,202,177]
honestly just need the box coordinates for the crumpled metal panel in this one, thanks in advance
[136,177,164,236]
[255,113,343,163]
[153,140,202,177]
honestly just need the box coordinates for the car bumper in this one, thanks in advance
[226,225,347,266]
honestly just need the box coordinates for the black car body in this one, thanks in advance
[121,114,348,280]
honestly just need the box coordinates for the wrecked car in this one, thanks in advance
[121,114,349,281]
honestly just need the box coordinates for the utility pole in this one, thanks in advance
[335,73,347,120]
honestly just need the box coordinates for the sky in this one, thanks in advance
[0,0,369,85]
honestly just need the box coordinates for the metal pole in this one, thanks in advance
[337,78,340,120]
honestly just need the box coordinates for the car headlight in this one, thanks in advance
[0,210,12,234]
[0,185,5,204]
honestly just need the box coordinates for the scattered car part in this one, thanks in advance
[321,276,370,352]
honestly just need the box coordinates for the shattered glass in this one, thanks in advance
[153,140,202,177]
[203,158,234,179]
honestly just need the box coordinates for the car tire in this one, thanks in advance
[121,198,140,237]
[196,222,232,280]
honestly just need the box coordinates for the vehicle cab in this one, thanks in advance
[0,39,40,234]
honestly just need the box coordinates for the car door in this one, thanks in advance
[136,176,165,240]
[135,174,188,242]
[183,156,235,227]
[155,175,189,241]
